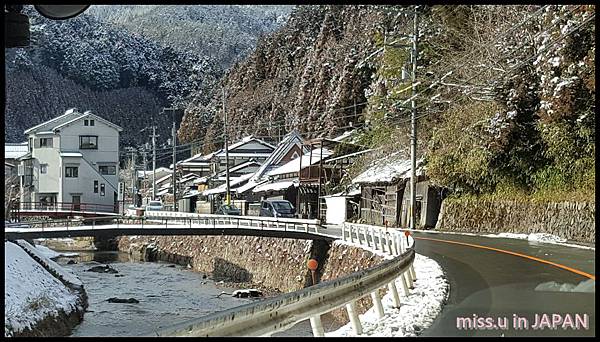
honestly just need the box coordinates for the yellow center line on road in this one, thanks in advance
[414,236,595,280]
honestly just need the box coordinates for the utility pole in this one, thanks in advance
[166,108,178,212]
[128,147,136,207]
[223,88,231,206]
[141,147,147,196]
[409,7,419,231]
[151,125,158,200]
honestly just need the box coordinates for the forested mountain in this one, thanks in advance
[179,5,595,199]
[4,5,292,146]
[86,5,293,69]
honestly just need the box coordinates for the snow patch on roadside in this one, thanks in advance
[481,232,594,250]
[325,253,448,337]
[4,242,81,337]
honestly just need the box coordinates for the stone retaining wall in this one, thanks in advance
[435,198,595,243]
[116,234,386,325]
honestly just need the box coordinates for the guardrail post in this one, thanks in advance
[390,233,398,255]
[348,224,354,243]
[304,223,309,233]
[400,273,411,296]
[386,233,393,256]
[369,227,375,250]
[404,270,414,290]
[356,226,362,245]
[371,290,385,319]
[377,228,385,252]
[346,301,363,335]
[341,223,346,241]
[388,281,401,308]
[409,264,417,281]
[309,315,325,337]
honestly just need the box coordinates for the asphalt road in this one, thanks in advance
[320,226,595,336]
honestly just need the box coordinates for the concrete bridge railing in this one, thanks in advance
[153,223,416,337]
[144,211,323,234]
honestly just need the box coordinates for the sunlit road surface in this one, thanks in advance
[320,225,595,336]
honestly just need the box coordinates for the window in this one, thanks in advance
[99,165,116,175]
[79,136,98,149]
[90,119,95,126]
[94,180,99,193]
[39,138,53,148]
[100,183,105,196]
[84,119,88,126]
[40,164,48,174]
[65,166,78,178]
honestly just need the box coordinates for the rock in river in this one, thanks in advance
[107,297,139,304]
[87,264,119,274]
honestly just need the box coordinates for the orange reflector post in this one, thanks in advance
[307,259,318,271]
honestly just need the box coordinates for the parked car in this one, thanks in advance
[145,200,163,211]
[216,204,241,215]
[259,200,296,218]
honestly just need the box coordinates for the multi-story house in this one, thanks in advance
[18,108,122,213]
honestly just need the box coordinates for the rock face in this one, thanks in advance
[435,199,596,243]
[179,5,398,151]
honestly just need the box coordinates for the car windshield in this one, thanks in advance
[223,205,237,210]
[148,201,162,206]
[272,201,293,210]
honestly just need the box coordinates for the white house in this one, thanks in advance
[18,108,123,212]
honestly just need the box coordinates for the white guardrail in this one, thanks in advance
[152,221,416,337]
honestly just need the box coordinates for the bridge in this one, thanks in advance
[5,211,416,337]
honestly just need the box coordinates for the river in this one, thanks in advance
[55,250,338,336]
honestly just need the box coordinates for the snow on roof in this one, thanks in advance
[352,153,424,185]
[183,190,201,198]
[331,130,356,142]
[24,108,80,134]
[235,178,269,194]
[5,142,28,159]
[246,130,305,184]
[192,176,210,184]
[252,179,299,193]
[52,111,123,132]
[267,148,334,176]
[156,173,173,184]
[226,135,276,151]
[181,152,205,163]
[60,152,83,157]
[202,174,253,196]
[215,152,272,158]
[156,188,170,196]
[325,148,373,163]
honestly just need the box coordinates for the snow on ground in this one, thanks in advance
[16,241,83,287]
[481,232,595,250]
[325,253,448,337]
[33,244,79,259]
[4,241,81,337]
